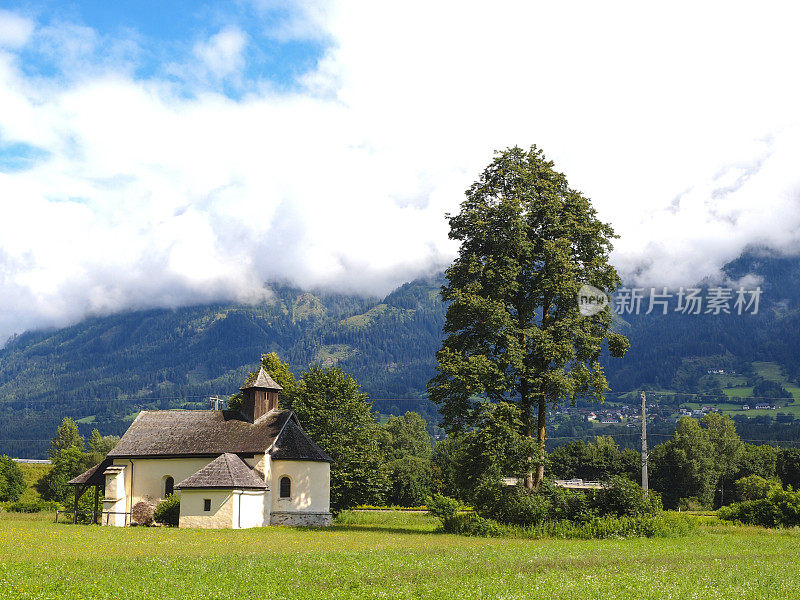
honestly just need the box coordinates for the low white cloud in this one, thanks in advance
[1,1,800,342]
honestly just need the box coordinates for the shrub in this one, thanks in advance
[154,494,180,526]
[589,476,662,518]
[442,512,696,539]
[718,487,800,527]
[678,497,705,511]
[479,485,553,526]
[6,499,62,513]
[131,501,155,526]
[442,513,505,537]
[426,493,460,519]
[469,477,659,528]
[734,475,781,502]
[548,485,595,522]
[386,457,433,507]
[435,476,668,539]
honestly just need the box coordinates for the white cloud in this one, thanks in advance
[0,10,33,48]
[193,26,248,80]
[1,1,800,342]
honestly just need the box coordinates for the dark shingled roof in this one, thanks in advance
[175,453,267,490]
[240,367,283,391]
[107,409,293,458]
[67,457,113,486]
[270,419,333,462]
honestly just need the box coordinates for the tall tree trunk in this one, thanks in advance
[534,396,547,490]
[534,292,552,491]
[521,379,534,492]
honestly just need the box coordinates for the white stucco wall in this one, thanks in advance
[102,466,127,526]
[105,453,327,527]
[242,454,267,480]
[238,490,267,528]
[111,457,213,511]
[179,489,267,529]
[179,489,235,528]
[270,460,330,513]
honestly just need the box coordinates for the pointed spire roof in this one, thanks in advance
[175,453,267,490]
[239,367,283,391]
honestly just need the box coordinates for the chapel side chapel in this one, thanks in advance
[69,367,333,528]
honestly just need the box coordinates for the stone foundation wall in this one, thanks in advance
[270,511,332,527]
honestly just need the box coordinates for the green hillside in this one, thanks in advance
[3,251,800,458]
[0,278,447,457]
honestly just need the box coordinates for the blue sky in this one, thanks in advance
[1,1,800,341]
[0,0,325,89]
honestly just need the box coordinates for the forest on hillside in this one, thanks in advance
[2,252,800,457]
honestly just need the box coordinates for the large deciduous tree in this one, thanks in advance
[378,412,434,506]
[291,365,389,513]
[428,145,629,490]
[253,354,389,513]
[649,417,718,509]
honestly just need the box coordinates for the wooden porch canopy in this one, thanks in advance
[67,457,113,524]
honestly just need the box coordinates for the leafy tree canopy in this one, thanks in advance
[377,412,434,506]
[38,424,118,504]
[650,417,719,509]
[48,418,84,461]
[378,411,432,462]
[259,355,389,512]
[0,455,25,502]
[548,436,639,482]
[429,145,629,488]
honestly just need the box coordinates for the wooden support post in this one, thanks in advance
[93,485,100,525]
[73,486,80,524]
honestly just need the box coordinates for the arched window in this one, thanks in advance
[164,476,174,497]
[279,476,291,498]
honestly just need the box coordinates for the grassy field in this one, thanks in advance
[753,361,800,402]
[1,511,799,599]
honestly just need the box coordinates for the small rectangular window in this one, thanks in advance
[203,498,211,512]
[280,476,291,498]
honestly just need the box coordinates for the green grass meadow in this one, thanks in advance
[1,511,799,599]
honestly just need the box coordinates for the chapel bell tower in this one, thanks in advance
[239,367,283,422]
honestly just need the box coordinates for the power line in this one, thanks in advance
[0,387,794,405]
[642,390,797,402]
[0,395,217,406]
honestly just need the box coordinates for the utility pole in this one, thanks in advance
[641,390,648,491]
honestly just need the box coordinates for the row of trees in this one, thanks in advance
[21,364,800,518]
[538,414,800,510]
[650,414,800,509]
